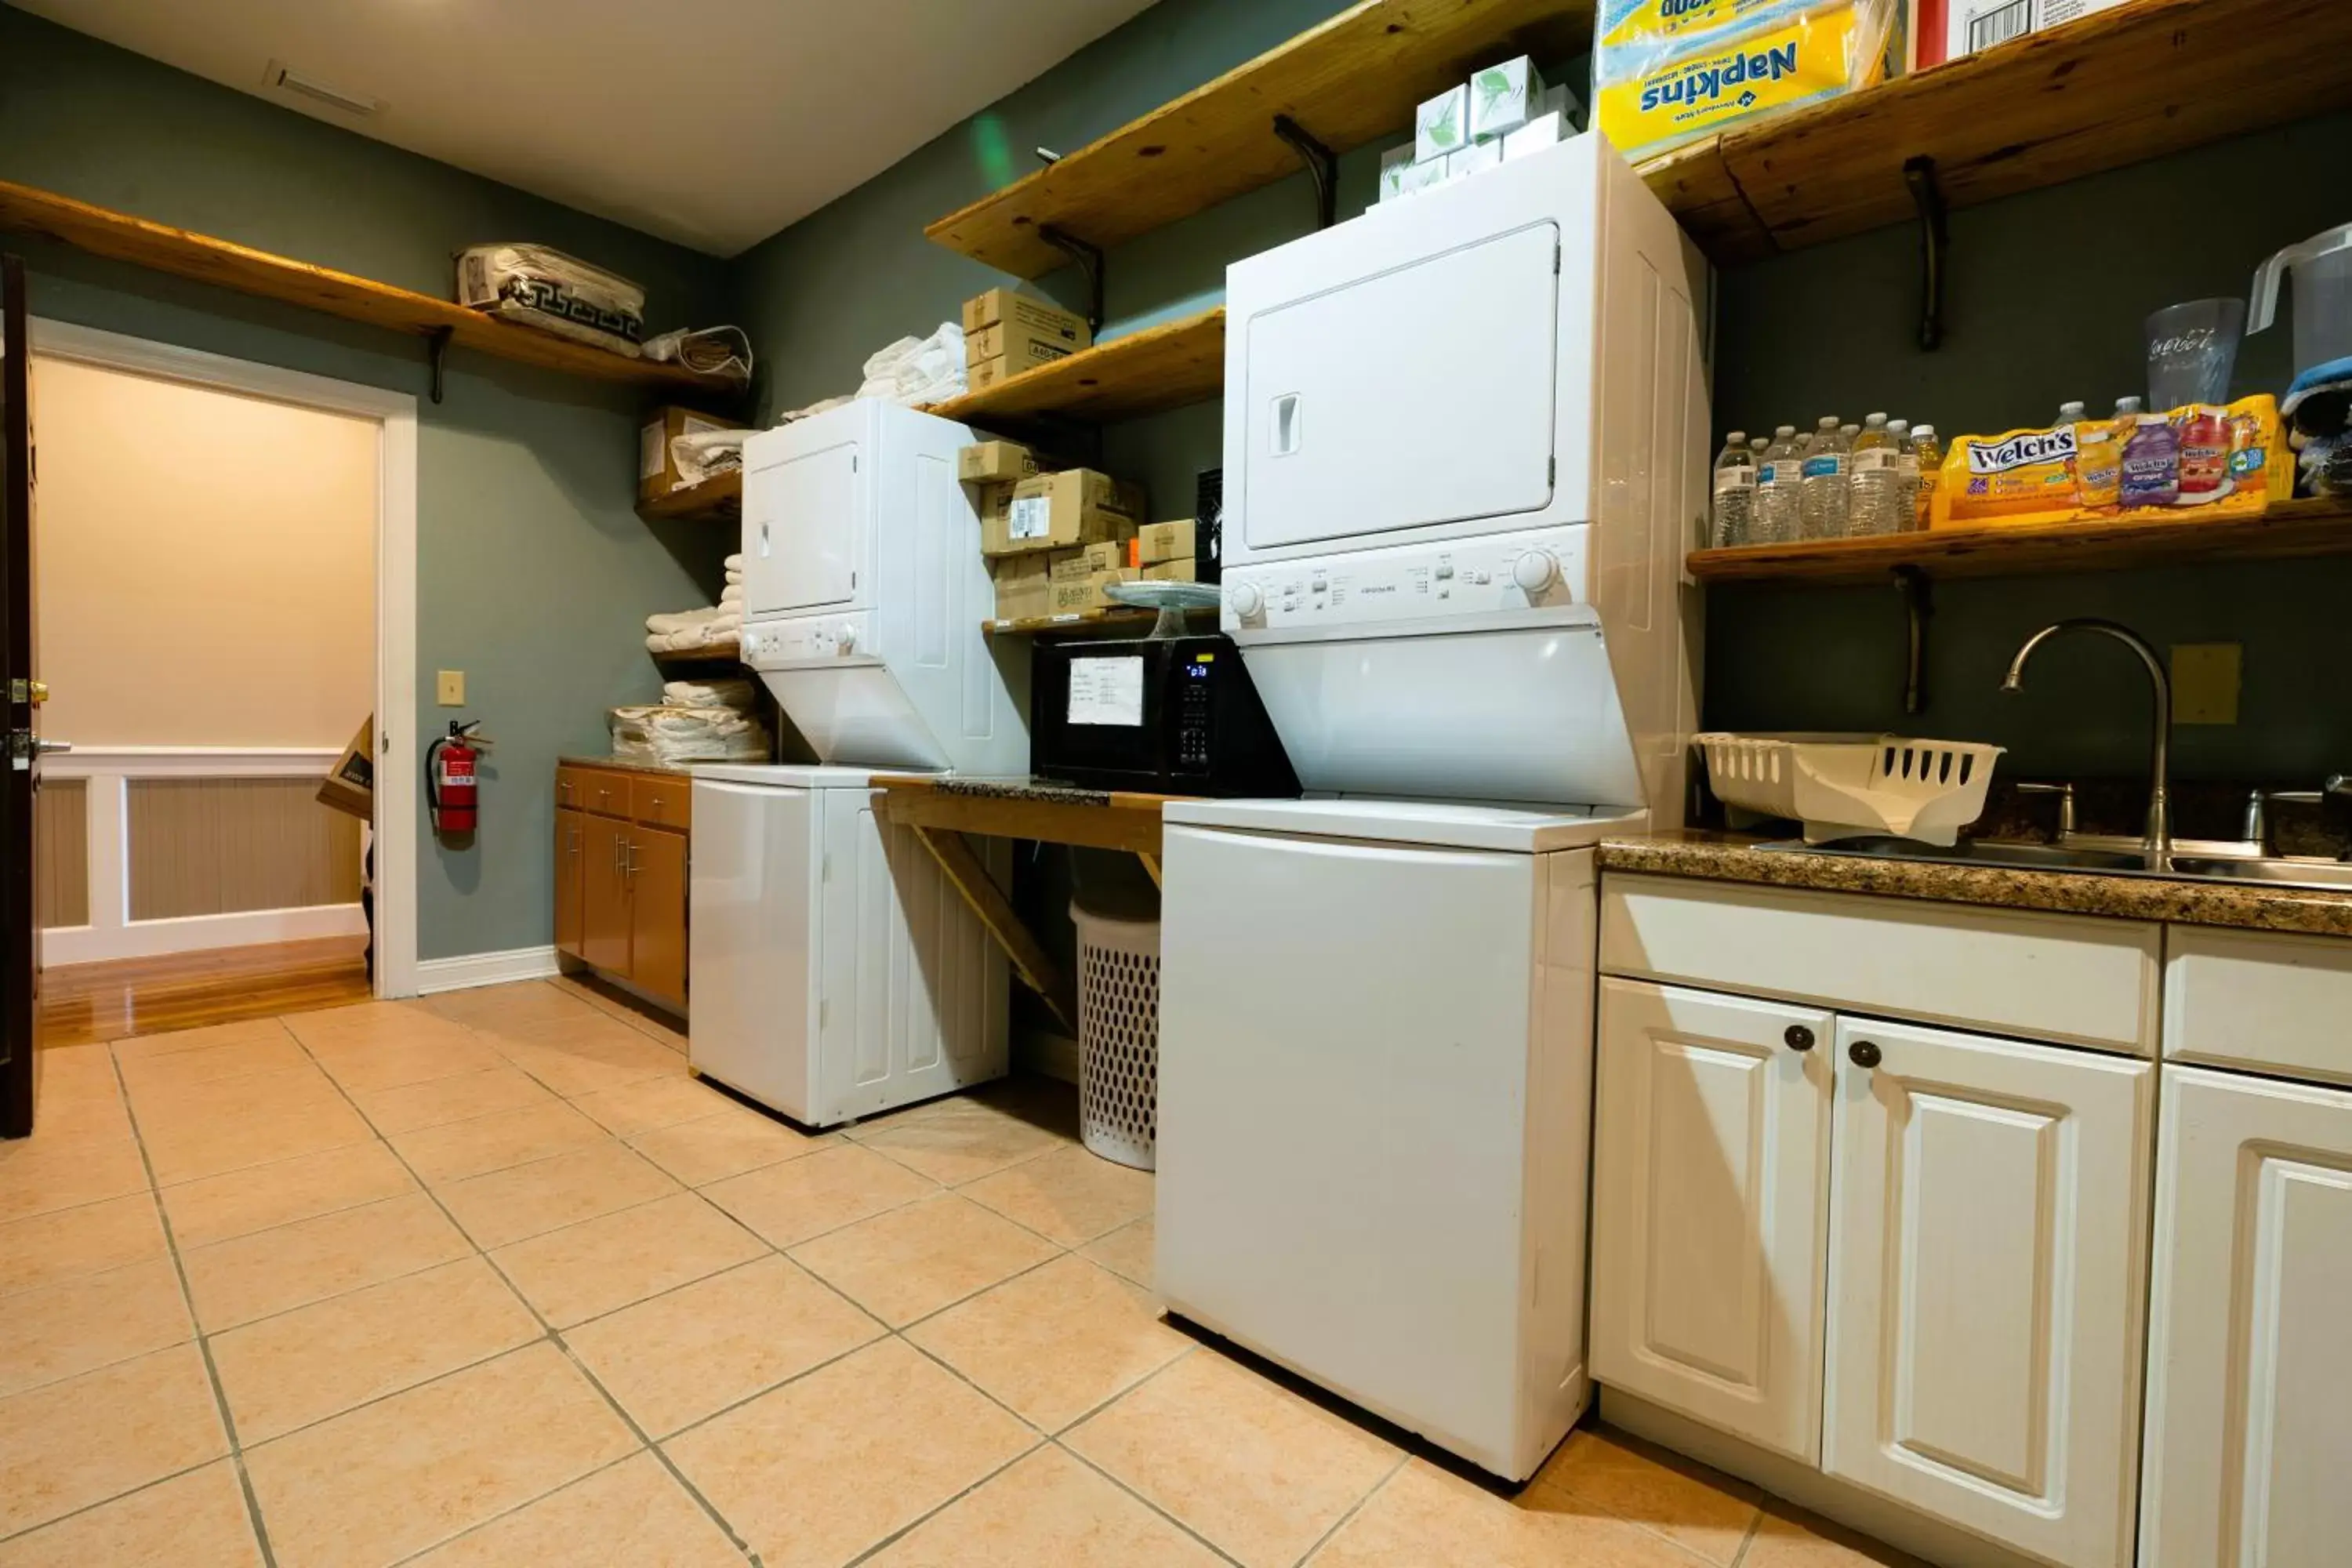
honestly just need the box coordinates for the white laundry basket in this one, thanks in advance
[1070,891,1160,1171]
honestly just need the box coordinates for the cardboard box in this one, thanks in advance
[958,441,1041,485]
[1135,518,1196,566]
[985,469,1145,557]
[1415,82,1470,162]
[1142,557,1197,583]
[990,554,1054,620]
[1049,568,1141,615]
[975,481,1017,536]
[968,356,1017,394]
[638,406,746,503]
[1468,56,1544,141]
[1047,538,1136,583]
[961,288,1091,349]
[1939,0,2118,62]
[967,318,1083,371]
[315,716,375,822]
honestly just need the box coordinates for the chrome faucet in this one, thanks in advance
[2002,619,2172,866]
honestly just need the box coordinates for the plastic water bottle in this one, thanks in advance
[1849,412,1902,535]
[1888,419,1921,532]
[1755,426,1802,543]
[1798,416,1851,539]
[1711,431,1756,546]
[1909,423,1944,529]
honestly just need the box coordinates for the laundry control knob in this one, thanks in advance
[1228,581,1265,619]
[836,624,857,654]
[1511,549,1561,594]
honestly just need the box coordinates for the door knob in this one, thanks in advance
[27,681,48,705]
[1784,1025,1815,1051]
[1848,1040,1882,1069]
[34,739,71,755]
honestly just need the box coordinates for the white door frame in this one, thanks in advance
[25,317,420,998]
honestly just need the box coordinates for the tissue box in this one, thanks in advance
[1377,143,1417,203]
[1415,83,1471,162]
[985,470,1145,556]
[1399,158,1452,198]
[1504,111,1564,161]
[1449,140,1502,181]
[1468,56,1544,140]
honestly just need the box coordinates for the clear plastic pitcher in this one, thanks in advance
[2252,223,2352,379]
[2145,299,2245,409]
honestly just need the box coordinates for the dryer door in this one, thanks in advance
[746,434,861,616]
[1240,220,1559,554]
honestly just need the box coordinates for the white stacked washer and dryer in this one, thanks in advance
[1155,131,1711,1482]
[689,399,1025,1127]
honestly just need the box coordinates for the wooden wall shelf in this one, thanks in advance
[1687,499,2352,586]
[1643,0,2352,263]
[928,308,1225,426]
[638,470,742,524]
[648,640,742,669]
[0,180,740,394]
[924,0,1589,278]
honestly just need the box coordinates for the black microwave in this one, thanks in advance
[1031,634,1297,797]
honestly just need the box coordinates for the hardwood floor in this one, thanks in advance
[35,935,372,1047]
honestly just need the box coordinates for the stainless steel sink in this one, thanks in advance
[2168,857,2352,891]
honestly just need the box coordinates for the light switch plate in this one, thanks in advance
[436,670,466,707]
[2171,644,2240,725]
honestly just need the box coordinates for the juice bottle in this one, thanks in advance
[2119,396,2180,509]
[2074,406,2122,513]
[2176,405,2234,503]
[1909,424,1944,530]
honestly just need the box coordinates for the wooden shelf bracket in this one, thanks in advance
[1272,114,1340,230]
[1038,225,1105,333]
[426,325,454,405]
[1904,156,1950,352]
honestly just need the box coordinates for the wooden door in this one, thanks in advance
[553,808,586,960]
[2140,1065,2352,1567]
[579,812,630,975]
[627,827,687,1010]
[2,254,37,1138]
[1824,1016,2154,1568]
[1591,978,1833,1461]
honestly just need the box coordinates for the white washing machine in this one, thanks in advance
[691,399,1025,1123]
[689,764,1007,1127]
[1156,132,1710,1481]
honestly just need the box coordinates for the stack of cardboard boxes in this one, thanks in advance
[963,288,1091,394]
[960,439,1194,620]
[1376,55,1578,205]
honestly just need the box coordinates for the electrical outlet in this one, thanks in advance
[2171,644,2240,725]
[436,670,466,707]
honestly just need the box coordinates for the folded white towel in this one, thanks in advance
[723,554,743,572]
[663,677,758,710]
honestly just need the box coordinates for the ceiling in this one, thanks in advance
[15,0,1159,256]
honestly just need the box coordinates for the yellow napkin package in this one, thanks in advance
[1929,397,2288,530]
[1595,0,1900,162]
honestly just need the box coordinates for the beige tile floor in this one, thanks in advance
[0,978,1922,1568]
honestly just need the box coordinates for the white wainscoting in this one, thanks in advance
[38,746,368,967]
[414,946,561,995]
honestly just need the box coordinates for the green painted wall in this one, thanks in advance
[0,7,739,963]
[1708,111,2352,787]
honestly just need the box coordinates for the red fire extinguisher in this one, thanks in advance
[425,720,489,837]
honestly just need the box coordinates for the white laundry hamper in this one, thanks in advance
[1069,891,1161,1171]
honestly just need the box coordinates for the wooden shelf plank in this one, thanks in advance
[928,308,1225,426]
[1642,0,2352,263]
[637,470,742,524]
[648,640,742,668]
[926,0,1592,278]
[0,179,742,394]
[1688,499,2352,585]
[982,608,1172,637]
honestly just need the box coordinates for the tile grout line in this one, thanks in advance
[100,1043,285,1568]
[1045,1359,1258,1568]
[287,1017,769,1568]
[1288,1450,1412,1567]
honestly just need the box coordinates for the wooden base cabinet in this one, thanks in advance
[555,765,688,1013]
[2139,1065,2352,1567]
[1823,1016,2155,1568]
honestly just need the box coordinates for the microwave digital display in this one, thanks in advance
[1067,655,1145,728]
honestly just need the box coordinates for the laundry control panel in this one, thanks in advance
[741,614,877,668]
[1220,526,1591,635]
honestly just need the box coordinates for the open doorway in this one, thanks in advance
[24,318,418,1041]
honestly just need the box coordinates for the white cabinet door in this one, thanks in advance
[1824,1016,2154,1568]
[2140,1065,2352,1568]
[1592,978,1833,1462]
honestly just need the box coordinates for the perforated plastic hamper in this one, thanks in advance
[1069,892,1161,1171]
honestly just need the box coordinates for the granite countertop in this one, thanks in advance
[558,753,703,779]
[1598,829,2352,939]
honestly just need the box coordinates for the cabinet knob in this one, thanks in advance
[1848,1040,1882,1069]
[1784,1025,1815,1052]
